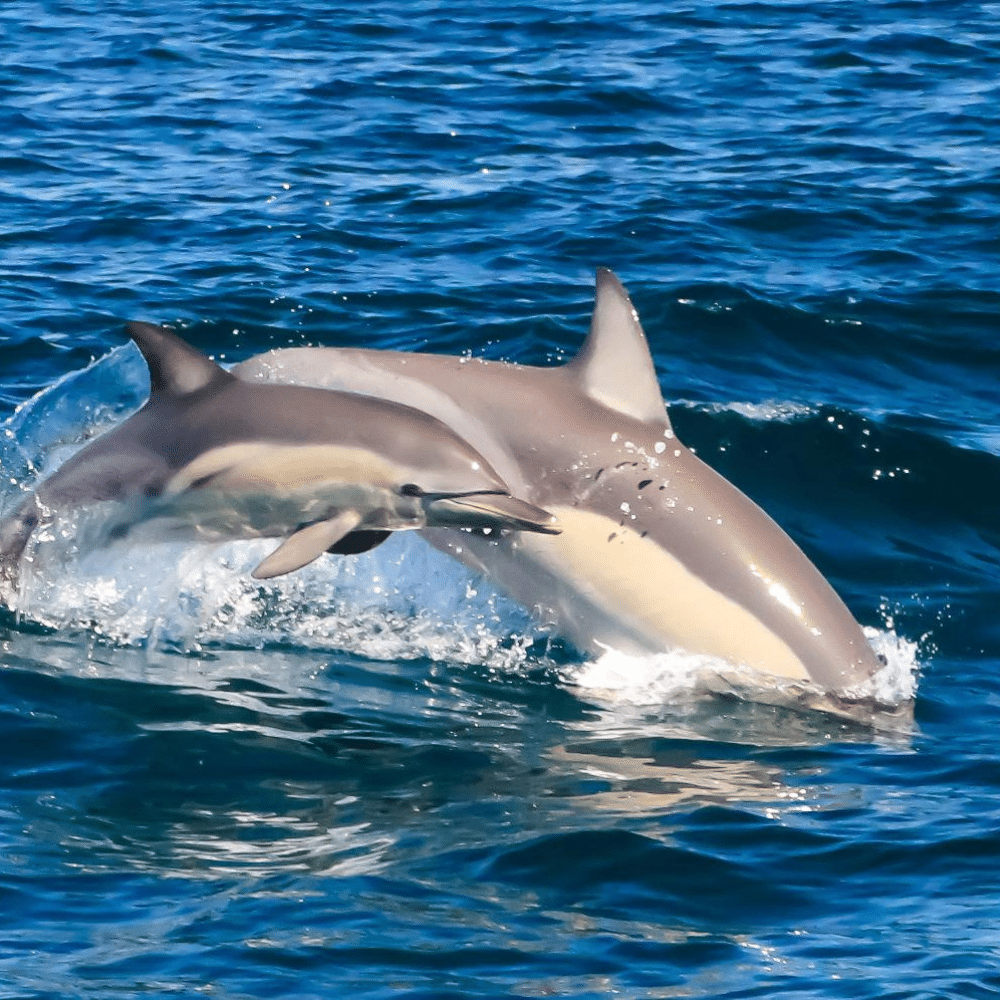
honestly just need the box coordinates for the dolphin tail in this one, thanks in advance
[426,492,561,535]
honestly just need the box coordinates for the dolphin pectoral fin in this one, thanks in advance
[327,529,392,555]
[427,493,561,535]
[251,510,364,579]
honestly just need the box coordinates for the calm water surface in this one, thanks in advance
[2,2,1000,997]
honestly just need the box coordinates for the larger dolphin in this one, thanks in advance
[0,321,559,585]
[235,270,884,698]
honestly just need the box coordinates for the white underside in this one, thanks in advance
[475,505,811,681]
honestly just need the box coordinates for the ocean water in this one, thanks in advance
[2,1,1000,996]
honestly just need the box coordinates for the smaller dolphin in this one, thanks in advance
[0,321,559,586]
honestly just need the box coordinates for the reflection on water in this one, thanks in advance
[547,741,802,817]
[149,806,395,880]
[1,614,912,887]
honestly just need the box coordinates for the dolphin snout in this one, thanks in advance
[424,490,561,535]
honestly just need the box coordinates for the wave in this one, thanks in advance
[681,398,815,423]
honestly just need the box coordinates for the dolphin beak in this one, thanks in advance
[425,491,561,535]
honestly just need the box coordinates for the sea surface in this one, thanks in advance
[1,1,999,997]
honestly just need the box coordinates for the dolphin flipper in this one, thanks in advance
[252,510,364,579]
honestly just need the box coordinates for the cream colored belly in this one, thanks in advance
[166,443,400,494]
[514,506,810,681]
[148,443,419,539]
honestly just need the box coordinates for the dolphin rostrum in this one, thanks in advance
[0,321,559,585]
[235,270,886,701]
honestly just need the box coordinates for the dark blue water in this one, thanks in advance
[2,2,1000,996]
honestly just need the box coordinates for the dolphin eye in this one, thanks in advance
[399,483,425,497]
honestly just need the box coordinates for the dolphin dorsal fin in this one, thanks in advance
[565,269,670,428]
[126,321,234,398]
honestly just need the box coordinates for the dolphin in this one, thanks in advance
[234,270,886,700]
[0,321,559,585]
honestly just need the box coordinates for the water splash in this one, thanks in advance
[682,399,816,423]
[9,522,541,670]
[1,344,148,503]
[565,627,919,727]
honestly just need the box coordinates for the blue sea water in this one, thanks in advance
[2,1,1000,996]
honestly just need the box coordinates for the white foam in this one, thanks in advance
[566,647,725,704]
[845,626,920,705]
[687,399,815,423]
[565,626,919,721]
[10,521,540,670]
